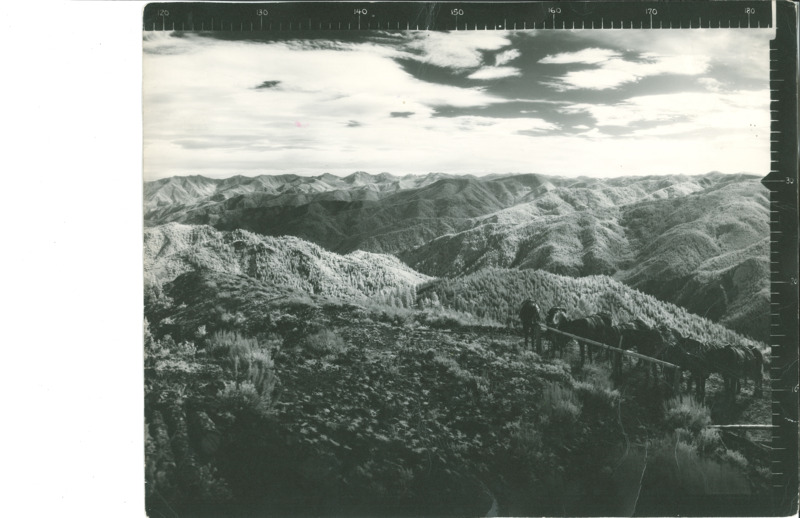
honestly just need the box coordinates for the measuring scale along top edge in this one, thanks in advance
[143,1,775,32]
[142,1,800,515]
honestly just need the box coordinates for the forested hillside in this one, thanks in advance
[144,223,430,302]
[418,268,765,351]
[404,178,769,341]
[144,172,769,341]
[143,223,762,350]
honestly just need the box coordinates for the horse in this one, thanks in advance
[611,319,668,385]
[519,299,543,354]
[597,312,616,360]
[658,329,712,402]
[610,319,646,379]
[553,312,616,366]
[681,337,714,402]
[704,343,763,400]
[727,345,764,398]
[545,307,569,357]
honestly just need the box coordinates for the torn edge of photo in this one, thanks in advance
[142,2,799,517]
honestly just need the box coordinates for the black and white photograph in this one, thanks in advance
[142,3,798,516]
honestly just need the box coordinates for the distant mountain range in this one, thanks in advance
[144,172,769,341]
[144,172,460,213]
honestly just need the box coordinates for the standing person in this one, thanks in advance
[519,299,542,353]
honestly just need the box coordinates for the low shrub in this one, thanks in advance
[538,381,581,426]
[663,396,711,435]
[508,419,546,466]
[207,330,256,357]
[207,330,269,366]
[217,380,273,416]
[646,434,750,497]
[696,427,722,455]
[417,307,502,329]
[574,380,620,414]
[245,351,278,399]
[720,449,749,472]
[432,352,486,389]
[580,362,614,391]
[206,331,278,405]
[367,304,414,326]
[305,328,347,355]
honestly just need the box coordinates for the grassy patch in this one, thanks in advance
[664,396,712,435]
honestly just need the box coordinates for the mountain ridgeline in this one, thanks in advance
[144,171,769,341]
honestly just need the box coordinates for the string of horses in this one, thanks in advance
[518,299,764,404]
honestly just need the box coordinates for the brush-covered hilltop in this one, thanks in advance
[144,223,430,301]
[145,171,769,341]
[144,223,762,351]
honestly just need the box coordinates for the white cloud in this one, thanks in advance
[541,51,710,91]
[467,66,521,80]
[143,30,770,180]
[401,31,512,69]
[540,47,619,65]
[495,49,521,66]
[143,33,525,180]
[699,77,723,92]
[550,29,771,82]
[563,90,768,131]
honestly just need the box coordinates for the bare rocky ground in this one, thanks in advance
[145,291,771,517]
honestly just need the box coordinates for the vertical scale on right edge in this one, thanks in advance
[764,0,799,515]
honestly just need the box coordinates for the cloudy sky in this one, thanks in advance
[143,29,771,180]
